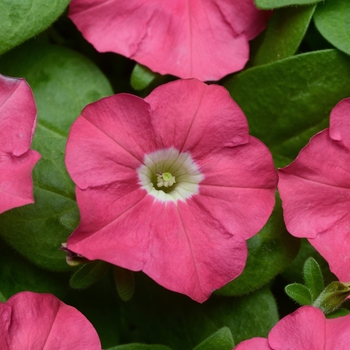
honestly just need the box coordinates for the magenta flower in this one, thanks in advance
[278,98,350,282]
[68,0,270,81]
[65,79,277,302]
[0,291,101,349]
[234,305,350,349]
[0,74,40,214]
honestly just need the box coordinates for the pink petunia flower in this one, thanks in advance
[233,305,350,349]
[65,79,277,302]
[68,0,270,81]
[0,74,41,214]
[0,291,101,350]
[278,98,350,282]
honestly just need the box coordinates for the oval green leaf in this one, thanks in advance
[70,261,111,289]
[255,0,322,10]
[0,41,113,271]
[224,49,350,168]
[314,0,350,55]
[250,5,316,66]
[285,283,313,305]
[303,257,324,300]
[193,327,234,350]
[0,0,70,55]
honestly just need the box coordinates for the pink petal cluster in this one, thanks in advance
[65,79,277,302]
[0,75,40,214]
[234,305,350,349]
[0,291,101,350]
[278,98,350,282]
[68,0,270,81]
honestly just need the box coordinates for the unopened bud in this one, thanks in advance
[60,243,89,266]
[313,281,350,315]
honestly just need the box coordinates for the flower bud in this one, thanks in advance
[313,281,350,315]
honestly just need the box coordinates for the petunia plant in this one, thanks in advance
[1,0,350,349]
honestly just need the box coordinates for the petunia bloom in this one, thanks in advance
[0,291,101,350]
[278,98,350,282]
[65,79,277,302]
[68,0,271,81]
[0,74,40,214]
[233,305,350,349]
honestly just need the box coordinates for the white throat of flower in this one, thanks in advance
[137,147,204,203]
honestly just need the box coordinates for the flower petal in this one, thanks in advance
[68,186,247,302]
[0,74,40,214]
[0,75,37,155]
[197,138,277,240]
[144,79,249,157]
[65,94,157,189]
[278,129,350,239]
[68,184,150,271]
[325,312,350,348]
[1,292,101,350]
[268,306,325,350]
[143,199,247,302]
[0,151,40,213]
[309,229,350,282]
[69,0,270,80]
[329,98,350,149]
[234,337,271,350]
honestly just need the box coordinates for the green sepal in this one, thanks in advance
[303,257,324,301]
[130,63,159,91]
[193,327,234,350]
[327,308,350,319]
[285,283,313,306]
[114,266,135,302]
[69,260,111,289]
[313,281,350,315]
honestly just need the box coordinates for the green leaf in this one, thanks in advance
[327,308,350,319]
[282,239,333,285]
[70,261,110,289]
[114,266,135,302]
[59,207,80,231]
[65,275,121,348]
[285,283,312,305]
[314,0,350,55]
[130,64,159,91]
[216,195,299,296]
[255,0,323,10]
[193,328,234,350]
[0,237,69,299]
[250,5,316,66]
[0,0,70,55]
[0,42,113,271]
[224,50,350,168]
[303,257,324,301]
[106,345,172,350]
[121,274,278,350]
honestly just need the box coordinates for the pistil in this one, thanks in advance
[157,171,176,188]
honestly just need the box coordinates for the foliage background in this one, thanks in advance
[1,0,350,349]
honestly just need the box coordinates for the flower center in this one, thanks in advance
[137,147,204,203]
[157,172,176,188]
